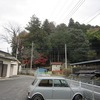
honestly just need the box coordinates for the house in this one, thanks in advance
[0,50,20,78]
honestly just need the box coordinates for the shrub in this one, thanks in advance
[63,68,71,76]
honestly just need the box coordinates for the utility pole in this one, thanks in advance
[65,44,67,69]
[57,48,59,62]
[16,38,19,59]
[30,42,33,70]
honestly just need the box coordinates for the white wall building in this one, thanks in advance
[0,50,20,77]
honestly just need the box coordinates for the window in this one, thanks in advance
[38,79,53,87]
[54,79,69,87]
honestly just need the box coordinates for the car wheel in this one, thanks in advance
[32,94,44,100]
[74,95,83,100]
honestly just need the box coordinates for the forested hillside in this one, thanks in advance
[13,15,100,67]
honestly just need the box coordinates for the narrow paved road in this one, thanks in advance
[0,75,34,100]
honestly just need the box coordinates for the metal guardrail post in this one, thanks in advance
[79,81,81,88]
[92,80,95,100]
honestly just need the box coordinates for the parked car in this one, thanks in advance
[27,76,84,100]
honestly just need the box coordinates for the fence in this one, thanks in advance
[66,79,100,100]
[20,68,52,76]
[19,68,35,75]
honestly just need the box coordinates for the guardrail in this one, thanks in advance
[66,79,100,100]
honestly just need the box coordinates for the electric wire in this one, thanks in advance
[63,0,85,23]
[82,9,100,24]
[49,0,84,23]
[56,0,76,22]
[86,11,100,24]
[49,0,61,21]
[49,0,85,25]
[64,0,84,19]
[54,0,71,21]
[48,0,99,26]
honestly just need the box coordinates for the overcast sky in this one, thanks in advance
[0,0,100,52]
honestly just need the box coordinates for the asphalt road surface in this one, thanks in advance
[0,75,34,100]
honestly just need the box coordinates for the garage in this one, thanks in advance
[0,61,3,77]
[0,50,20,78]
[0,61,7,77]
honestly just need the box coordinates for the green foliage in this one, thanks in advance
[42,19,55,35]
[67,28,90,62]
[68,18,92,33]
[14,15,100,67]
[87,50,97,60]
[26,15,41,33]
[86,28,100,58]
[86,28,100,40]
[68,18,74,28]
[63,68,71,76]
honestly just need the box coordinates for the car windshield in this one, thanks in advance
[32,78,37,85]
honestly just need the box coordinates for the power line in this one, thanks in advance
[56,0,76,22]
[63,0,85,23]
[86,11,100,24]
[53,0,70,21]
[49,0,85,25]
[82,9,100,24]
[49,0,76,23]
[49,0,61,21]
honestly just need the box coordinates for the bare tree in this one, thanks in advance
[0,23,21,58]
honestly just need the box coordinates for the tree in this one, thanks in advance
[42,19,55,35]
[26,15,41,33]
[17,31,30,60]
[0,23,21,57]
[68,18,92,33]
[34,54,48,67]
[68,18,75,28]
[25,15,51,68]
[25,15,43,45]
[56,23,67,32]
[48,27,90,63]
[67,28,90,62]
[24,15,100,66]
[47,23,68,62]
[25,15,51,55]
[86,28,100,58]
